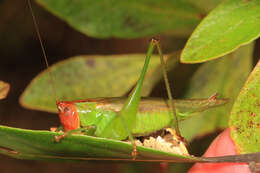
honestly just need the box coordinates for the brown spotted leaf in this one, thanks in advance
[230,60,260,153]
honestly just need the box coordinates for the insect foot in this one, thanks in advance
[151,38,159,46]
[131,144,138,160]
[53,133,68,143]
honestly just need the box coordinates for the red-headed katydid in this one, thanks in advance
[24,1,260,172]
[27,0,229,158]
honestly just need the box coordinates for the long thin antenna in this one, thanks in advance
[27,0,58,104]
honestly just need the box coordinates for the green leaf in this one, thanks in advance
[188,0,222,13]
[181,0,260,63]
[0,81,10,100]
[230,60,260,153]
[20,54,177,113]
[35,0,202,38]
[142,51,179,96]
[180,43,253,141]
[0,125,198,162]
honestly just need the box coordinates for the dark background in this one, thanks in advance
[0,0,259,173]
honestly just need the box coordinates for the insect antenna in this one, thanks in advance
[27,0,59,104]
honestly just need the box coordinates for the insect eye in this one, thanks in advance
[63,107,71,116]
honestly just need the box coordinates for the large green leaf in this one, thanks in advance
[0,125,198,162]
[20,54,179,113]
[181,0,260,63]
[0,81,9,100]
[35,0,202,38]
[1,125,260,164]
[230,60,260,153]
[179,43,253,141]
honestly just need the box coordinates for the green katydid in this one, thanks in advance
[4,1,258,172]
[27,0,228,158]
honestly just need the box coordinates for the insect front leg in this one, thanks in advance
[49,126,64,132]
[53,126,96,143]
[249,161,260,173]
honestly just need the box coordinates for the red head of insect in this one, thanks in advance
[57,102,80,131]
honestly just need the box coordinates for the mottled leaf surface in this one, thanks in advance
[20,54,170,113]
[230,60,260,153]
[181,0,260,63]
[35,0,202,38]
[180,43,253,141]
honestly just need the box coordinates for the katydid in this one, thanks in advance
[26,1,260,172]
[27,0,228,158]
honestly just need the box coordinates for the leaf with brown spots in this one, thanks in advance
[230,60,260,153]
